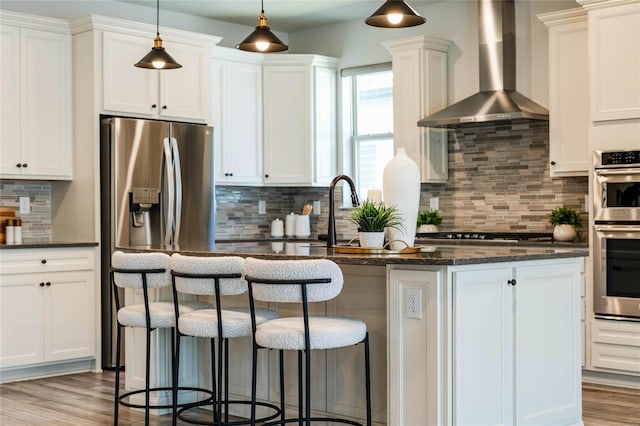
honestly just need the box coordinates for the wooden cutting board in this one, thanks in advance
[0,207,16,244]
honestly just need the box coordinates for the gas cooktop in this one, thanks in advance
[416,232,554,242]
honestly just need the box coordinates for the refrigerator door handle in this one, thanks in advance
[163,137,174,245]
[171,137,183,246]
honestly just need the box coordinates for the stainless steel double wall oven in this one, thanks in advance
[593,150,640,320]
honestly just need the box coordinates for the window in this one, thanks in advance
[342,65,394,200]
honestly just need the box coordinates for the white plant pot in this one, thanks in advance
[383,148,421,250]
[553,224,577,242]
[418,224,438,233]
[359,231,385,248]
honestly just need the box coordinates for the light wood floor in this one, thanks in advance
[1,372,639,425]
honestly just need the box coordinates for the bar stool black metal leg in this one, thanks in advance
[172,330,179,426]
[250,342,258,426]
[114,323,122,426]
[217,337,223,426]
[210,338,217,424]
[279,350,285,424]
[364,333,371,426]
[145,326,151,426]
[305,349,311,426]
[225,339,229,424]
[298,350,303,426]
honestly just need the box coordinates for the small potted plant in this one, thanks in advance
[549,206,581,242]
[349,199,403,248]
[417,209,443,233]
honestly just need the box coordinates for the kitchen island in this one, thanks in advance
[119,242,586,426]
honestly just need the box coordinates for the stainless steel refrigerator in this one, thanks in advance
[99,116,215,368]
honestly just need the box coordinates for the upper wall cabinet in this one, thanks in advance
[539,8,590,177]
[211,47,263,185]
[262,55,338,186]
[0,12,72,180]
[383,36,450,183]
[103,31,211,122]
[580,0,640,121]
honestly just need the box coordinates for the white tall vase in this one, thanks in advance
[383,148,421,250]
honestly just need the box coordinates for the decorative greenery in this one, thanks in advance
[417,209,443,227]
[349,200,404,232]
[549,206,582,228]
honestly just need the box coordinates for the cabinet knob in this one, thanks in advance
[550,161,556,166]
[39,282,45,287]
[16,163,22,168]
[151,104,157,108]
[229,172,233,177]
[264,174,269,178]
[162,105,167,110]
[45,282,51,286]
[22,163,27,168]
[507,279,517,286]
[224,173,229,177]
[41,259,47,264]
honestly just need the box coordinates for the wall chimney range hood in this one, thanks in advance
[418,0,548,128]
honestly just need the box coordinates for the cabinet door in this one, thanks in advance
[263,65,311,185]
[453,267,514,426]
[44,271,95,362]
[0,274,44,368]
[547,18,589,177]
[159,40,209,121]
[20,28,72,179]
[0,25,22,177]
[589,3,640,121]
[514,262,581,425]
[213,59,263,184]
[103,32,158,116]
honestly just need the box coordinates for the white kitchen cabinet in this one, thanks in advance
[0,12,72,180]
[453,260,582,425]
[0,247,96,370]
[383,36,450,183]
[103,31,211,122]
[539,9,590,178]
[211,47,263,185]
[591,319,640,375]
[583,1,640,122]
[262,55,338,186]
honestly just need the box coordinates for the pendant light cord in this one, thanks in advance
[261,0,265,14]
[156,0,160,36]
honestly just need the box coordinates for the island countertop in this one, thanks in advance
[118,240,586,266]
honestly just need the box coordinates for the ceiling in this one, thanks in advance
[117,0,440,33]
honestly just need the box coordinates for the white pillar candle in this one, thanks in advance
[367,189,382,203]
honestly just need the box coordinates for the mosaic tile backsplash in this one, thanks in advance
[0,180,52,240]
[2,122,588,242]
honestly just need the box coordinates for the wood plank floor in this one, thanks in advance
[1,372,639,425]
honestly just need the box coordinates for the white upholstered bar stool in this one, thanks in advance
[244,257,372,426]
[111,251,212,426]
[169,253,282,426]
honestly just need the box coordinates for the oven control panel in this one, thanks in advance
[598,150,640,167]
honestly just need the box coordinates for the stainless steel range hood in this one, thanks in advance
[418,0,548,128]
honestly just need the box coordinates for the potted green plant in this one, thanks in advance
[549,206,581,242]
[349,199,403,248]
[417,209,443,233]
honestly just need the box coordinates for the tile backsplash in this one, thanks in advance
[1,121,589,242]
[0,180,52,240]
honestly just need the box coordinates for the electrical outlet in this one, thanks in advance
[258,199,266,215]
[406,288,422,319]
[429,197,439,211]
[19,196,30,214]
[313,200,321,215]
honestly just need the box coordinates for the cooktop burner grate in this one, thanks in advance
[416,231,554,241]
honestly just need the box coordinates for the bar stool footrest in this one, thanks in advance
[264,417,365,426]
[178,399,282,425]
[118,386,213,410]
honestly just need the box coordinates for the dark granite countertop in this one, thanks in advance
[0,241,99,250]
[118,241,586,266]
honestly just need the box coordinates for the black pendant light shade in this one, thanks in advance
[135,0,182,69]
[237,1,288,53]
[365,0,426,28]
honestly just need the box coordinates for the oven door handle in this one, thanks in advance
[595,226,639,232]
[596,168,640,176]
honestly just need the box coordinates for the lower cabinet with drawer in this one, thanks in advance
[0,247,97,378]
[591,319,640,375]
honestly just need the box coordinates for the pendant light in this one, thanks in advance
[236,0,288,53]
[365,0,426,28]
[135,0,182,69]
